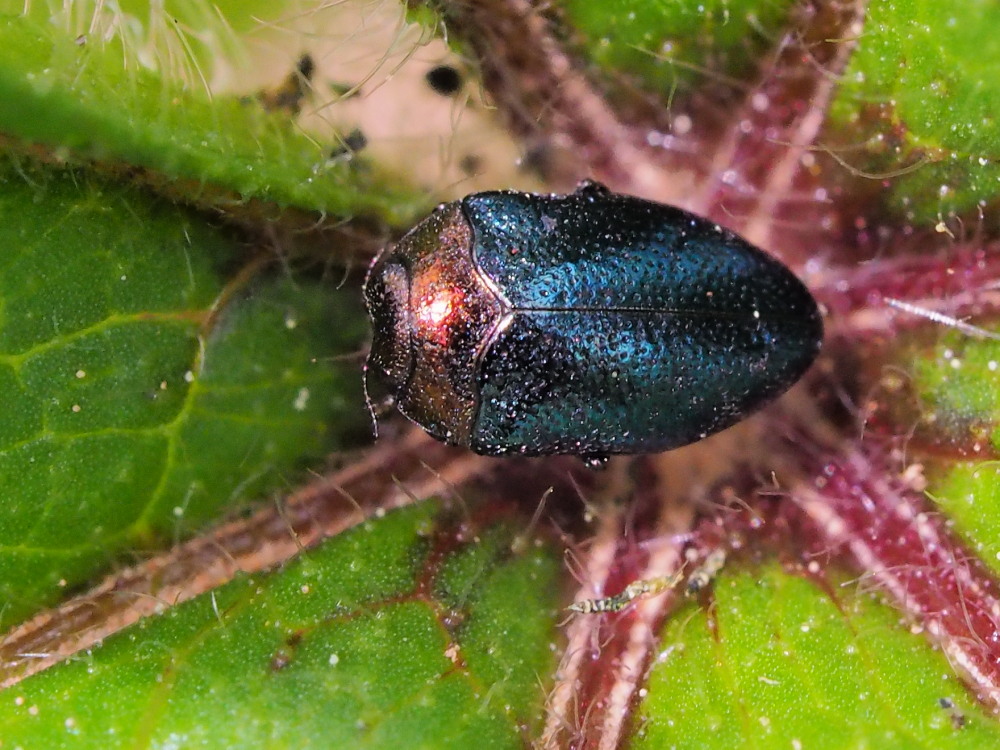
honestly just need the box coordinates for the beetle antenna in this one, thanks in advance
[362,362,379,439]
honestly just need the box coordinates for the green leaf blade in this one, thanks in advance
[829,0,1000,222]
[0,14,426,224]
[635,563,1000,748]
[0,163,368,627]
[0,503,562,748]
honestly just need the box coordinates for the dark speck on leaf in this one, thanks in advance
[459,153,483,176]
[295,53,315,81]
[254,53,315,115]
[426,64,463,96]
[330,128,368,159]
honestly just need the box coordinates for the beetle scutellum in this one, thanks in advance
[364,182,822,463]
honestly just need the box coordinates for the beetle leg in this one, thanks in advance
[574,179,611,196]
[363,366,397,438]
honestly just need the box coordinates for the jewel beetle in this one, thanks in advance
[364,182,822,461]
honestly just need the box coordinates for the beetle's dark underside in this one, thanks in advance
[365,185,823,458]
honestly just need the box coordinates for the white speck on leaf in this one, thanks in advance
[293,387,310,411]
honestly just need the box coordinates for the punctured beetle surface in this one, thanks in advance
[364,182,823,459]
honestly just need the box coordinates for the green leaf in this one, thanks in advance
[828,0,1000,222]
[4,0,1000,746]
[933,461,1000,579]
[0,12,426,224]
[885,334,1000,577]
[0,161,368,626]
[911,339,1000,433]
[0,502,561,748]
[635,563,1000,748]
[561,0,796,96]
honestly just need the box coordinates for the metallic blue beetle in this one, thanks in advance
[364,182,822,461]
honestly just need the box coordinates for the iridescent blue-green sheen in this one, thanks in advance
[363,184,822,459]
[463,188,821,456]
